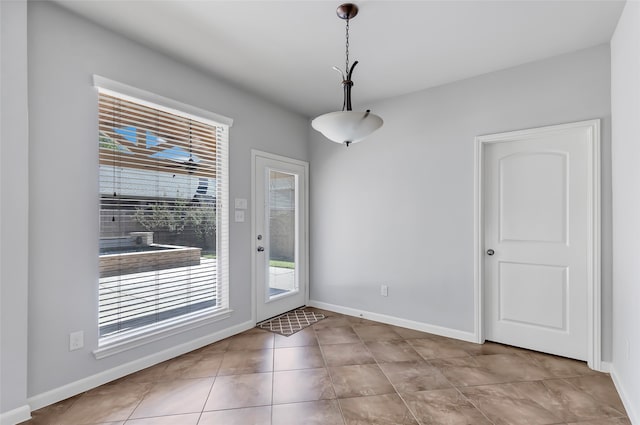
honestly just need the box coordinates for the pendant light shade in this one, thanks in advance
[311,110,383,145]
[312,3,383,147]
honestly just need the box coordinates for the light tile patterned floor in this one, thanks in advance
[20,309,629,425]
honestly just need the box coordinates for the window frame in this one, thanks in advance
[92,75,233,359]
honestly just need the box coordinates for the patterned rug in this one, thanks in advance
[257,308,325,336]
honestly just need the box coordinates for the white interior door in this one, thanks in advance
[483,121,599,361]
[253,151,308,322]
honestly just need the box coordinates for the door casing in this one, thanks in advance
[251,150,309,323]
[473,119,602,371]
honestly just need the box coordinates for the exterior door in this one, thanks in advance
[253,151,308,322]
[482,121,599,361]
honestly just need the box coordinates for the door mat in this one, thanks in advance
[257,308,325,336]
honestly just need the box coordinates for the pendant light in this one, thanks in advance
[311,3,383,147]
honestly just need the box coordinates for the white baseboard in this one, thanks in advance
[308,300,477,343]
[610,365,639,425]
[27,320,254,412]
[599,361,612,373]
[0,405,30,425]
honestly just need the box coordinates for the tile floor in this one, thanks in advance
[21,309,629,425]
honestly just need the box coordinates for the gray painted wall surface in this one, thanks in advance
[1,0,30,416]
[26,1,308,397]
[1,1,625,416]
[309,45,613,360]
[611,1,640,419]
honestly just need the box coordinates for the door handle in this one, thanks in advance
[257,246,265,252]
[486,249,495,256]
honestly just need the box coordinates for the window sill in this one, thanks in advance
[93,308,232,359]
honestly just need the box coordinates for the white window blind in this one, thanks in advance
[96,83,229,344]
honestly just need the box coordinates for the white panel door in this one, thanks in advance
[253,152,308,322]
[484,125,594,360]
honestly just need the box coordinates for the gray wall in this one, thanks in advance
[0,0,30,417]
[0,1,626,418]
[611,1,640,420]
[24,1,308,398]
[309,45,613,359]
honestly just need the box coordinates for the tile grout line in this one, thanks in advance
[120,375,157,424]
[271,331,275,424]
[353,323,424,425]
[313,316,350,425]
[439,351,627,425]
[194,355,219,424]
[428,351,530,425]
[409,351,497,425]
[21,311,631,425]
[445,373,497,425]
[559,375,630,418]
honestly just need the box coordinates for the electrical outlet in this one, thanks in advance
[69,331,84,351]
[381,284,388,297]
[626,339,631,360]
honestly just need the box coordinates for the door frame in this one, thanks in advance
[251,150,309,324]
[473,119,602,370]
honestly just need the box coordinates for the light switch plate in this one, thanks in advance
[234,198,248,209]
[234,210,245,222]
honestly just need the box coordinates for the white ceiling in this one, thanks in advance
[53,0,625,117]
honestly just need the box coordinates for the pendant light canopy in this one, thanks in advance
[311,3,383,147]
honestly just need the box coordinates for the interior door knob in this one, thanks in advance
[487,249,495,256]
[257,246,265,252]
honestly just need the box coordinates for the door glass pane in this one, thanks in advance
[268,170,297,299]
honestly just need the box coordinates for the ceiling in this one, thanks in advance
[53,0,625,118]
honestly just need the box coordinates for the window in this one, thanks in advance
[95,77,231,349]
